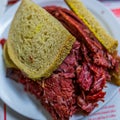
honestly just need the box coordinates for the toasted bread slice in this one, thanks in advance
[65,0,120,86]
[3,42,17,68]
[65,0,118,53]
[7,0,75,80]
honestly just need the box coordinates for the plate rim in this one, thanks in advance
[0,0,8,19]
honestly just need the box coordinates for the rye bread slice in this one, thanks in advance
[3,42,17,68]
[65,0,118,53]
[7,0,75,80]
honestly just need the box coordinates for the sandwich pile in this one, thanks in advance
[1,0,120,120]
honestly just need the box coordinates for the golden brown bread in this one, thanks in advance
[7,0,75,80]
[3,42,17,68]
[65,0,118,53]
[65,0,120,86]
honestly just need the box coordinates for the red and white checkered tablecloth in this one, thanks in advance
[0,0,120,120]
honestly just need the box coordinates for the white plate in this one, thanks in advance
[0,0,120,120]
[0,0,8,19]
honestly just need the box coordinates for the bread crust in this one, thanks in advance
[3,42,17,68]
